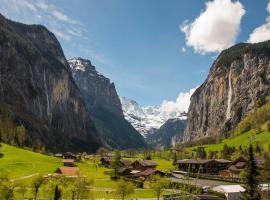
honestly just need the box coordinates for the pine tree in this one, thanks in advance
[239,145,243,152]
[54,185,61,200]
[241,144,261,200]
[173,152,177,164]
[110,151,122,178]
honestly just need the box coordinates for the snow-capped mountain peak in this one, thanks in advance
[120,89,195,137]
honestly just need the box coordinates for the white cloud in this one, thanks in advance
[180,0,245,54]
[52,10,78,25]
[0,0,82,41]
[67,29,82,37]
[159,88,197,114]
[248,2,270,43]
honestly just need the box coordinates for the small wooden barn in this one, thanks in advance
[55,167,79,177]
[132,160,157,171]
[63,159,75,167]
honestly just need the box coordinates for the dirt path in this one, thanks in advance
[11,173,39,181]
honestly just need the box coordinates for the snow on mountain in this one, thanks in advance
[120,88,196,137]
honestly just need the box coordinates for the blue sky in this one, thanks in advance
[1,0,270,106]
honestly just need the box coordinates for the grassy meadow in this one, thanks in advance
[0,143,61,179]
[0,143,177,199]
[186,129,270,154]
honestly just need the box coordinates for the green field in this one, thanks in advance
[0,143,62,179]
[187,129,270,153]
[0,143,176,199]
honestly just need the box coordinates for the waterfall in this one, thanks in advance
[226,69,232,120]
[43,69,50,117]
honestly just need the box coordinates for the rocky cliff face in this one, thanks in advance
[185,41,270,141]
[0,14,101,152]
[69,58,123,118]
[146,118,186,148]
[68,58,146,149]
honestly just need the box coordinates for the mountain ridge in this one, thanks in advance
[68,58,146,149]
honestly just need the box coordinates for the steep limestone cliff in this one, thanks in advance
[185,41,270,141]
[0,14,101,152]
[68,58,146,149]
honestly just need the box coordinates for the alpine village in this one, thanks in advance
[1,0,270,200]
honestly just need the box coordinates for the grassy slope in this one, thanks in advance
[187,129,270,153]
[0,143,61,179]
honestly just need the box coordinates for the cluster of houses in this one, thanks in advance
[175,156,266,178]
[48,152,81,178]
[100,157,164,180]
[173,156,269,200]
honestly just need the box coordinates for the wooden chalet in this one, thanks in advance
[63,159,75,167]
[225,156,246,177]
[132,160,157,171]
[63,152,79,161]
[220,156,265,178]
[175,159,231,174]
[55,167,79,177]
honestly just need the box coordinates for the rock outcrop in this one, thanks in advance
[0,14,102,152]
[185,41,270,141]
[68,58,146,149]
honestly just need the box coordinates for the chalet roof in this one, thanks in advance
[63,159,75,163]
[63,152,76,156]
[231,156,246,165]
[215,159,232,163]
[120,159,133,167]
[235,162,246,169]
[134,168,163,177]
[118,167,131,174]
[134,160,157,167]
[212,185,245,193]
[55,167,79,176]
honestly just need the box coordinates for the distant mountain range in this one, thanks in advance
[120,96,190,148]
[120,96,188,137]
